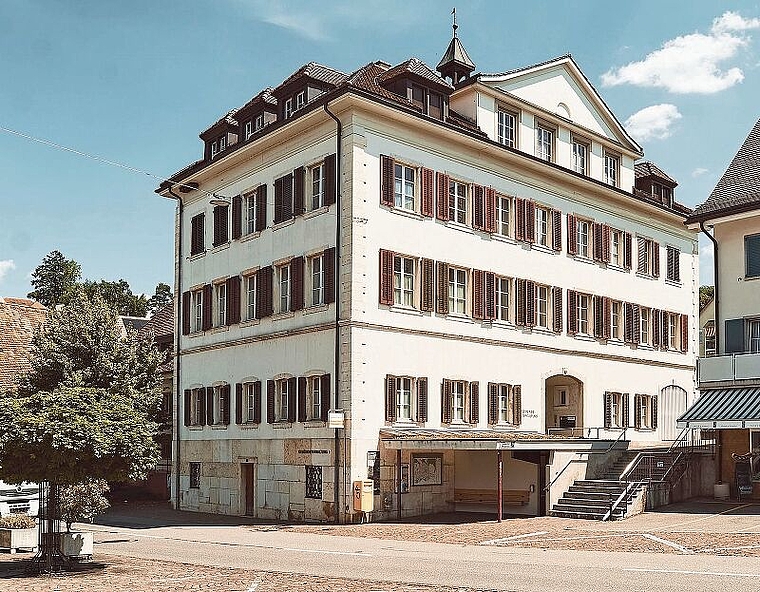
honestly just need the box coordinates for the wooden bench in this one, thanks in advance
[448,488,530,506]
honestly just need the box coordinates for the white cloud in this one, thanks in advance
[0,260,15,283]
[692,167,709,178]
[624,104,682,142]
[602,11,760,94]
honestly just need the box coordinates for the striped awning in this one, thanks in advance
[677,387,760,429]
[704,324,715,338]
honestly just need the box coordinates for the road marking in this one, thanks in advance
[481,531,549,545]
[624,567,760,578]
[640,533,693,554]
[280,546,369,556]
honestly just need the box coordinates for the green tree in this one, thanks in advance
[27,250,81,307]
[59,479,110,533]
[700,285,715,310]
[80,279,149,317]
[147,282,173,317]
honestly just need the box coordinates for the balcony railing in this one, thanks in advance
[698,352,760,383]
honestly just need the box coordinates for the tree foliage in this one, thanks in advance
[80,279,149,317]
[60,479,110,532]
[27,250,81,307]
[147,282,173,317]
[700,285,715,311]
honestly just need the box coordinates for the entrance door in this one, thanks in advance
[242,464,255,516]
[659,386,688,441]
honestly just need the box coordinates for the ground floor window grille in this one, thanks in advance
[305,465,322,499]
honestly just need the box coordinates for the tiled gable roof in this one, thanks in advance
[278,61,348,90]
[0,298,47,393]
[377,58,454,92]
[237,87,277,114]
[687,118,760,223]
[635,161,677,185]
[138,302,174,340]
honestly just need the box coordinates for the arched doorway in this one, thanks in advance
[659,385,688,441]
[545,375,583,436]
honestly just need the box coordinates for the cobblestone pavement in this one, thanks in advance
[0,555,497,592]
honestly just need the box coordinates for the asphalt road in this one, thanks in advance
[85,523,760,592]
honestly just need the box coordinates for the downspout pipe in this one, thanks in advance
[700,221,719,354]
[168,185,183,510]
[324,102,342,524]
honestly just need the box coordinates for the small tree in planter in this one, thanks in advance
[60,479,110,533]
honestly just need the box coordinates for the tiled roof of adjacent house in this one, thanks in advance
[279,61,348,90]
[635,161,677,185]
[120,316,150,334]
[138,302,174,340]
[0,298,47,393]
[687,118,760,223]
[377,58,454,91]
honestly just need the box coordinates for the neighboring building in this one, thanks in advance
[699,295,715,357]
[118,315,150,336]
[158,28,698,521]
[679,119,760,496]
[0,297,47,393]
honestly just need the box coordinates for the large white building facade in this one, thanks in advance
[159,33,698,522]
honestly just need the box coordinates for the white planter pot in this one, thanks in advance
[714,482,730,500]
[0,527,38,554]
[61,531,93,558]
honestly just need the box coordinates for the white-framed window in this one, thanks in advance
[212,385,226,425]
[639,394,654,429]
[245,274,256,320]
[245,121,253,140]
[192,289,203,332]
[610,229,622,267]
[278,264,291,313]
[295,90,306,110]
[536,285,548,328]
[255,113,264,131]
[640,307,650,345]
[611,300,621,339]
[309,254,325,306]
[496,194,511,237]
[393,255,415,308]
[219,135,227,151]
[284,98,294,119]
[497,109,517,148]
[210,140,219,159]
[244,192,257,235]
[577,219,590,258]
[536,206,549,247]
[668,313,678,349]
[189,388,204,425]
[572,139,588,175]
[309,376,322,420]
[310,162,325,210]
[215,283,227,327]
[604,153,619,187]
[610,392,623,428]
[276,378,290,421]
[749,319,760,353]
[496,276,510,321]
[395,376,413,421]
[498,384,511,423]
[638,237,656,276]
[577,293,589,334]
[536,124,553,161]
[452,380,466,422]
[448,267,467,315]
[394,163,416,211]
[448,180,468,224]
[244,382,256,423]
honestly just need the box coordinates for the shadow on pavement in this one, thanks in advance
[93,501,281,529]
[648,499,760,515]
[0,558,108,579]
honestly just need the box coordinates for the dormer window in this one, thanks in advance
[429,93,442,119]
[285,98,294,119]
[244,121,252,140]
[211,140,219,159]
[255,114,264,131]
[296,90,306,110]
[219,135,227,151]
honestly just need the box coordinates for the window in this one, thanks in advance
[244,382,257,423]
[310,254,325,306]
[604,153,619,187]
[497,109,517,148]
[284,98,294,119]
[535,206,549,247]
[611,301,622,339]
[557,388,568,407]
[189,388,204,425]
[666,246,681,282]
[245,275,256,320]
[276,378,290,421]
[305,465,322,499]
[668,313,679,350]
[452,380,466,422]
[576,219,590,258]
[429,92,443,119]
[448,267,467,315]
[215,283,227,327]
[411,84,425,110]
[190,213,205,256]
[310,162,325,210]
[396,376,413,421]
[746,234,760,278]
[496,277,510,322]
[496,194,511,237]
[750,320,760,353]
[189,462,201,489]
[535,125,553,161]
[394,163,416,211]
[638,394,655,429]
[191,290,203,332]
[640,307,650,345]
[536,285,548,329]
[448,180,468,224]
[577,293,589,334]
[212,385,226,425]
[244,193,257,235]
[609,392,624,428]
[394,256,415,307]
[219,135,227,152]
[245,121,252,140]
[309,376,322,420]
[572,139,588,175]
[278,264,291,313]
[210,140,219,159]
[610,230,622,267]
[498,384,511,422]
[255,113,264,131]
[295,90,306,110]
[638,237,657,276]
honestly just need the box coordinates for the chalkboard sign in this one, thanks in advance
[736,461,753,500]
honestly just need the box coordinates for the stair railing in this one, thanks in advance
[602,480,639,522]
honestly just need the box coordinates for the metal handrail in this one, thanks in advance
[602,480,639,522]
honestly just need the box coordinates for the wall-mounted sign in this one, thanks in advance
[328,410,345,429]
[522,409,538,419]
[367,450,378,466]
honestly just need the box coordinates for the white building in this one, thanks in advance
[158,29,698,522]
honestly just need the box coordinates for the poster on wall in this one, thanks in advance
[411,454,442,487]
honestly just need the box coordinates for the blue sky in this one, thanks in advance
[1,0,758,301]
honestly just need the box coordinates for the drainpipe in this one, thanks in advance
[323,103,342,524]
[700,221,719,354]
[168,185,183,510]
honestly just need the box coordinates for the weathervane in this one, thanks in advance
[452,7,458,38]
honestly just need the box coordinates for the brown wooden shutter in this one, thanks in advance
[206,386,215,425]
[515,278,526,326]
[552,209,562,252]
[632,304,641,344]
[274,176,284,224]
[222,385,231,425]
[525,280,536,327]
[622,393,630,428]
[253,381,262,424]
[283,173,293,221]
[473,185,485,230]
[552,286,562,333]
[623,232,632,270]
[633,394,642,429]
[567,214,577,255]
[226,275,241,325]
[661,311,669,349]
[266,380,275,423]
[380,155,395,207]
[293,166,306,216]
[652,309,661,348]
[593,295,604,338]
[651,395,658,429]
[183,389,191,426]
[484,272,496,320]
[379,249,395,306]
[652,242,660,278]
[255,184,267,232]
[441,380,453,423]
[417,377,428,422]
[624,302,633,343]
[324,154,336,206]
[182,291,191,335]
[485,187,497,233]
[290,256,304,312]
[680,314,689,352]
[603,392,612,429]
[469,382,479,424]
[436,172,450,221]
[287,377,297,423]
[256,266,273,318]
[436,261,449,314]
[525,200,536,243]
[190,214,204,255]
[566,289,577,335]
[593,222,603,261]
[603,297,611,339]
[232,195,242,239]
[197,388,206,426]
[297,376,307,422]
[637,237,646,273]
[235,383,243,424]
[512,385,522,425]
[515,198,525,241]
[420,167,434,217]
[488,383,498,425]
[602,225,611,263]
[324,246,336,305]
[421,258,434,312]
[385,374,396,422]
[212,205,229,247]
[473,269,485,320]
[320,374,330,421]
[202,284,212,330]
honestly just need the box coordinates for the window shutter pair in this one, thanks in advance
[473,269,485,320]
[593,295,604,338]
[567,289,577,335]
[552,286,563,333]
[666,246,680,282]
[623,232,632,270]
[567,214,577,255]
[255,185,268,232]
[593,222,604,261]
[293,167,306,216]
[202,284,213,331]
[274,173,294,224]
[515,198,536,242]
[436,261,449,314]
[226,276,241,325]
[190,213,205,255]
[324,154,337,206]
[290,256,305,312]
[551,209,562,252]
[516,279,535,327]
[212,205,229,247]
[232,196,242,239]
[652,242,660,278]
[420,258,434,312]
[473,185,496,231]
[680,314,689,353]
[436,172,450,221]
[379,249,394,306]
[256,266,274,318]
[512,386,522,425]
[234,381,262,425]
[182,291,191,335]
[385,375,427,423]
[487,383,500,425]
[324,247,336,305]
[441,379,453,423]
[380,155,395,207]
[470,382,479,424]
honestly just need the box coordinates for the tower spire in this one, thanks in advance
[437,8,476,84]
[452,7,458,38]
